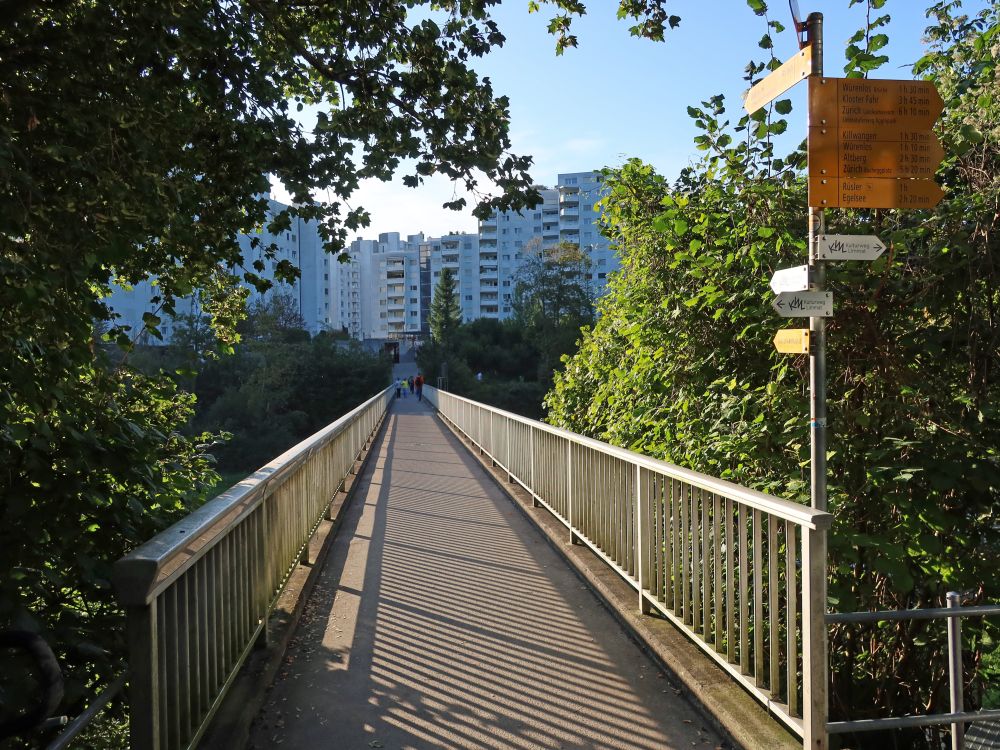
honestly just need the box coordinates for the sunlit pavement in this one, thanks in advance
[249,396,722,749]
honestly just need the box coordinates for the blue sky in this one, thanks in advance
[272,0,984,239]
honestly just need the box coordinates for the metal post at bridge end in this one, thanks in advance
[947,591,965,750]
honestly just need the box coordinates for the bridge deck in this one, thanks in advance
[248,396,721,749]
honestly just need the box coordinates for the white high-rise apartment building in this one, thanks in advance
[104,198,333,340]
[104,171,613,344]
[340,232,426,340]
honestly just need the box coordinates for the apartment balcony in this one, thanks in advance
[479,266,499,276]
[480,280,499,288]
[480,292,499,302]
[480,227,497,238]
[479,253,498,262]
[386,271,404,280]
[441,239,460,249]
[479,238,497,248]
[543,231,560,242]
[560,226,580,237]
[559,192,580,208]
[560,206,579,220]
[442,253,459,263]
[480,305,499,315]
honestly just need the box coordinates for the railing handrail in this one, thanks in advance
[114,386,393,607]
[424,386,831,530]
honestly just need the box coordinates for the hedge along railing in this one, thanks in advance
[113,386,394,750]
[423,386,834,749]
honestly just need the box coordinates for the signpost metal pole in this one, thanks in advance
[807,12,826,513]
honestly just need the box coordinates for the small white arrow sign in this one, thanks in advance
[817,234,886,261]
[769,265,810,294]
[772,291,833,318]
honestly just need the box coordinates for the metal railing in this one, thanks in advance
[113,386,393,750]
[826,597,1000,749]
[423,386,833,748]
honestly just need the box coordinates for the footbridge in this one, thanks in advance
[111,386,834,750]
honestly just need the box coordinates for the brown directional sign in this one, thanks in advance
[809,77,944,132]
[808,76,945,208]
[744,45,813,114]
[809,127,945,179]
[809,176,944,209]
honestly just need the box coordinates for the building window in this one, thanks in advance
[324,273,329,280]
[533,213,541,219]
[410,285,417,290]
[598,272,607,279]
[465,295,473,300]
[501,228,508,235]
[514,241,522,248]
[324,287,329,294]
[503,254,510,261]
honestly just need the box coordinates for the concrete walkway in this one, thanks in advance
[248,396,722,750]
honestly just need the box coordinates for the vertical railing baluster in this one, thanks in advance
[691,487,700,631]
[702,490,710,640]
[126,598,160,750]
[786,520,799,717]
[802,525,828,750]
[726,498,735,663]
[637,465,650,614]
[672,479,680,613]
[753,509,764,683]
[681,481,690,624]
[739,503,750,674]
[714,493,722,651]
[769,514,780,698]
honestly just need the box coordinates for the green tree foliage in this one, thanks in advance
[546,2,999,741]
[428,268,462,347]
[513,239,594,383]
[0,1,681,734]
[418,317,547,418]
[418,240,594,419]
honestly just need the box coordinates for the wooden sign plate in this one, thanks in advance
[744,45,813,114]
[809,77,944,134]
[809,127,944,179]
[809,175,944,209]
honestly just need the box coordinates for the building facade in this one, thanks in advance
[105,171,614,344]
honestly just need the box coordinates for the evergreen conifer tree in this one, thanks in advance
[429,268,462,347]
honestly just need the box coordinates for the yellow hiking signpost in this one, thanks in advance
[773,328,810,354]
[742,12,947,749]
[742,44,813,115]
[807,77,945,208]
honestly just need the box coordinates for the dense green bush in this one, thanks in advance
[546,3,999,744]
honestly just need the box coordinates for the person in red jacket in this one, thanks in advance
[415,373,424,401]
